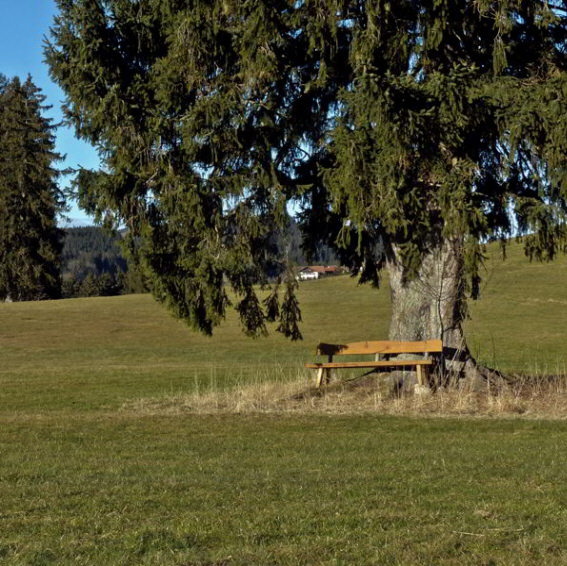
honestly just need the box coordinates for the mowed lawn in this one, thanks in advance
[1,240,567,564]
[2,415,567,565]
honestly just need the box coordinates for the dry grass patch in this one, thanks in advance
[123,371,567,419]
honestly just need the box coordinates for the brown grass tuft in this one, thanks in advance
[122,371,567,419]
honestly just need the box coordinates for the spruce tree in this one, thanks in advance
[0,76,65,301]
[46,1,567,378]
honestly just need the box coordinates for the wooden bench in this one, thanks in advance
[305,340,443,388]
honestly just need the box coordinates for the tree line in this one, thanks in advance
[0,74,150,301]
[0,65,335,302]
[0,71,336,306]
[61,227,148,298]
[61,222,333,299]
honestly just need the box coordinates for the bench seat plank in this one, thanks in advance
[305,359,434,369]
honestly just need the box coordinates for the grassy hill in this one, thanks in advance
[1,240,566,414]
[466,241,567,373]
[2,240,567,565]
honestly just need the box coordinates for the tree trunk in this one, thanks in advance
[386,238,488,386]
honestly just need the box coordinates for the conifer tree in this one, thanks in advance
[0,76,65,301]
[46,1,567,379]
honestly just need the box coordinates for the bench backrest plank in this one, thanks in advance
[316,339,442,357]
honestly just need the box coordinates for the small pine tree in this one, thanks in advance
[61,274,81,299]
[0,75,65,301]
[96,272,122,296]
[78,274,98,298]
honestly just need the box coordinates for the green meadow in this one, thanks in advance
[1,240,567,565]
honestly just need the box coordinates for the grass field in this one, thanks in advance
[3,415,567,565]
[1,240,567,564]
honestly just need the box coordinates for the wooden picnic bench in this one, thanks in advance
[305,339,443,388]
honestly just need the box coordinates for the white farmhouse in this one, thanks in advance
[297,266,342,281]
[297,267,321,280]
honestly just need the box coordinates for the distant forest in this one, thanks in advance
[281,219,340,267]
[61,222,339,298]
[61,227,147,298]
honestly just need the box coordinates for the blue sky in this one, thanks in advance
[0,0,99,225]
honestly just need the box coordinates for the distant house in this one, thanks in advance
[297,265,342,281]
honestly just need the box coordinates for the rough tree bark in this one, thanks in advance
[386,237,490,387]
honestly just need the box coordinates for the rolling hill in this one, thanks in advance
[1,240,566,413]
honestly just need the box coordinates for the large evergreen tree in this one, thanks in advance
[46,1,567,378]
[0,75,65,302]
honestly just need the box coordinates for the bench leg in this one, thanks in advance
[315,368,334,388]
[316,368,325,388]
[416,365,424,386]
[415,365,431,396]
